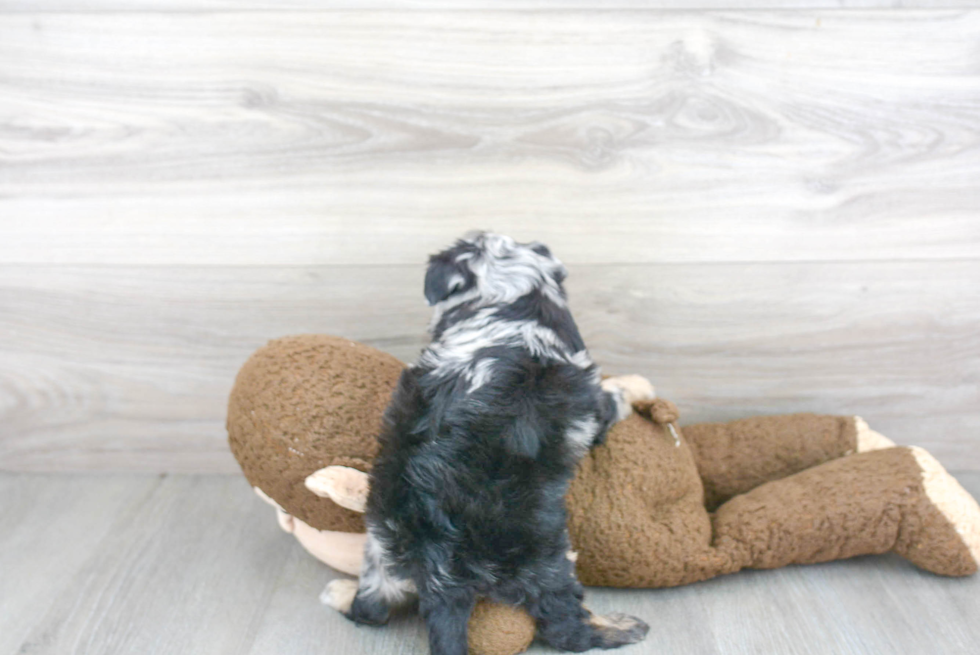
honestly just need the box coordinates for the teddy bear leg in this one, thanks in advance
[683,413,892,510]
[896,446,980,575]
[711,446,980,577]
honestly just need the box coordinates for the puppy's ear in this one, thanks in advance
[424,256,470,305]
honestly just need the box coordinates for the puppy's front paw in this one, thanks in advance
[589,611,650,647]
[320,578,358,614]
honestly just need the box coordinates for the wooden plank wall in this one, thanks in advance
[1,5,978,472]
[3,1,979,10]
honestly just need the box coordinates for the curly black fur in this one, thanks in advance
[340,232,649,655]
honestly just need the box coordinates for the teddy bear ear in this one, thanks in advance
[305,466,370,513]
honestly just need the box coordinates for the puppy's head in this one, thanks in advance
[424,231,567,308]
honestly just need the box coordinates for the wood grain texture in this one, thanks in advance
[2,11,979,265]
[3,1,978,11]
[0,474,163,655]
[3,472,980,655]
[1,9,978,473]
[2,474,297,655]
[1,261,977,473]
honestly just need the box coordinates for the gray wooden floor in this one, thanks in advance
[3,471,979,655]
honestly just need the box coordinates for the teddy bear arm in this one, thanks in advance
[710,446,980,577]
[683,413,871,510]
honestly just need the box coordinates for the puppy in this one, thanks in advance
[324,232,653,654]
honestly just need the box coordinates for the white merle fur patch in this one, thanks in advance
[565,416,600,456]
[358,525,417,604]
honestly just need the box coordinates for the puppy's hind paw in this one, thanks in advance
[589,612,650,649]
[320,578,358,614]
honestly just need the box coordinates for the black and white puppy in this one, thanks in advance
[325,232,654,655]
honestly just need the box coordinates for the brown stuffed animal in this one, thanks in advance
[228,335,980,655]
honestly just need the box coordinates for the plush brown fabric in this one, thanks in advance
[227,334,403,533]
[712,446,978,577]
[683,413,857,511]
[570,417,977,588]
[566,400,730,588]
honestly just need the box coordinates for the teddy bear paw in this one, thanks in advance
[601,375,656,420]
